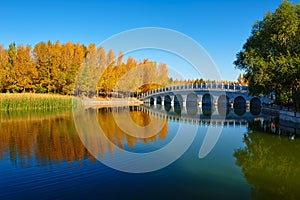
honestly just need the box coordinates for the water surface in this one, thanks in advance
[0,106,299,199]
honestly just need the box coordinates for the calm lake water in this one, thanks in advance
[0,105,299,200]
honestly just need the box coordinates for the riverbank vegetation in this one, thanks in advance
[0,93,77,111]
[235,1,300,111]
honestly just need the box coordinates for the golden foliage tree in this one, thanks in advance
[0,41,171,96]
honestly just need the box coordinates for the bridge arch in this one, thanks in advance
[174,104,182,115]
[250,97,261,108]
[187,105,198,116]
[174,94,183,105]
[164,95,172,105]
[233,96,246,109]
[217,95,229,108]
[250,97,261,115]
[150,97,154,105]
[164,103,172,112]
[202,105,212,116]
[202,93,213,105]
[157,96,162,105]
[186,93,198,107]
[218,107,229,116]
[217,95,230,116]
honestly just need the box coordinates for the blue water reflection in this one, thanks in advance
[0,106,299,199]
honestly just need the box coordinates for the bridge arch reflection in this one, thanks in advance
[146,104,266,125]
[202,93,213,105]
[234,96,246,108]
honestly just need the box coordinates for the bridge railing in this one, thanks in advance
[138,83,248,99]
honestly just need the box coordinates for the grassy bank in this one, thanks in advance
[0,93,81,111]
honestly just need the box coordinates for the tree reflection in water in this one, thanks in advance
[0,111,95,167]
[97,106,169,152]
[0,107,169,167]
[234,118,300,199]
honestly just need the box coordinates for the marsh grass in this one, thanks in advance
[0,93,82,111]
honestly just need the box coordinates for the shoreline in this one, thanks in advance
[0,93,144,110]
[262,105,300,123]
[82,97,143,108]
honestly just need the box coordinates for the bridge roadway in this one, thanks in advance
[138,104,267,128]
[138,84,273,108]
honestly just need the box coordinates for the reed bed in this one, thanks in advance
[0,93,82,111]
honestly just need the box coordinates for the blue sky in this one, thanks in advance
[0,0,297,81]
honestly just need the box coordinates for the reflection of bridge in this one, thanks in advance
[138,84,273,108]
[139,104,267,128]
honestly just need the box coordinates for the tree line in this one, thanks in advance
[235,1,300,110]
[0,41,169,96]
[0,41,245,97]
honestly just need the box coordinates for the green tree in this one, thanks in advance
[234,1,300,111]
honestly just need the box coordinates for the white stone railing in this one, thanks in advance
[138,83,248,99]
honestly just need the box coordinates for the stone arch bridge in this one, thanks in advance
[138,83,273,108]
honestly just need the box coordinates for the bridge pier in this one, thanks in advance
[229,99,234,108]
[246,100,250,108]
[182,95,187,107]
[171,101,174,106]
[213,97,218,107]
[197,95,202,107]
